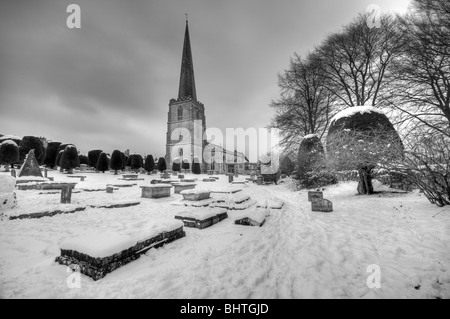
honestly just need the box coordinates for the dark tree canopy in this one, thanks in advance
[279,156,295,176]
[130,154,143,170]
[96,152,109,173]
[157,157,167,172]
[78,154,89,165]
[192,157,201,174]
[55,150,64,167]
[88,150,103,168]
[0,140,19,169]
[326,107,403,194]
[44,141,61,168]
[60,145,80,173]
[19,136,46,165]
[172,157,181,172]
[144,155,155,172]
[110,150,123,174]
[182,158,190,170]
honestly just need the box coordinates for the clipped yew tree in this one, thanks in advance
[279,155,295,176]
[144,155,155,174]
[296,134,336,188]
[19,136,46,165]
[60,145,80,174]
[110,150,123,175]
[192,156,201,174]
[0,140,19,171]
[326,106,403,195]
[172,157,181,172]
[182,158,190,172]
[44,141,61,169]
[55,150,64,171]
[78,154,89,165]
[96,152,109,173]
[157,157,167,172]
[130,154,143,172]
[88,149,103,170]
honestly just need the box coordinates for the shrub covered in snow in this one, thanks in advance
[130,154,143,172]
[19,136,45,165]
[157,157,167,172]
[172,157,181,172]
[110,150,123,175]
[192,156,201,174]
[88,150,103,169]
[44,141,61,169]
[0,140,19,171]
[144,155,155,174]
[96,152,109,173]
[296,134,335,188]
[326,106,403,195]
[182,158,190,171]
[60,145,79,174]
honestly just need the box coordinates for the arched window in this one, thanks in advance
[177,106,183,121]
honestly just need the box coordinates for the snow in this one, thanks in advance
[236,209,268,224]
[16,176,49,182]
[0,140,18,146]
[0,170,449,299]
[303,134,318,140]
[330,105,385,125]
[0,135,21,142]
[176,208,227,220]
[0,175,16,193]
[60,232,136,258]
[180,189,211,195]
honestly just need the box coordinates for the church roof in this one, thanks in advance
[178,20,197,101]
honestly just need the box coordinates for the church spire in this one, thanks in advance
[178,17,197,101]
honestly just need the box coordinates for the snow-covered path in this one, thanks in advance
[0,172,449,298]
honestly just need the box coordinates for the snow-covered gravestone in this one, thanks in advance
[0,175,17,210]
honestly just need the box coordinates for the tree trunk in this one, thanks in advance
[357,167,374,195]
[114,170,118,175]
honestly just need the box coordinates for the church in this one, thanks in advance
[165,19,253,174]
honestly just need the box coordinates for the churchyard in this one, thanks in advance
[0,161,449,298]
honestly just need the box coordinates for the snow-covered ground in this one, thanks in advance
[0,170,449,299]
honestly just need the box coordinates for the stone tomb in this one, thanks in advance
[308,191,333,212]
[235,209,268,227]
[173,182,197,194]
[180,189,211,201]
[175,208,228,230]
[55,220,185,280]
[140,184,172,198]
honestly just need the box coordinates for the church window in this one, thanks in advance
[177,106,183,121]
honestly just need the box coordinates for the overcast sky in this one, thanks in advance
[0,0,411,156]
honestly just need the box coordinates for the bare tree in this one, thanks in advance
[314,13,404,107]
[270,53,333,150]
[387,0,450,137]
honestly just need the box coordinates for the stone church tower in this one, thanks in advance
[165,19,206,169]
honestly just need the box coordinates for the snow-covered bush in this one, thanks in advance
[60,145,79,174]
[96,152,109,173]
[44,141,61,169]
[110,150,123,175]
[0,140,19,171]
[144,155,155,174]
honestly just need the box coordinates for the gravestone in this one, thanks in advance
[308,191,323,202]
[311,198,333,212]
[44,168,48,178]
[106,186,114,193]
[61,186,72,204]
[18,150,43,178]
[0,175,17,210]
[11,169,16,178]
